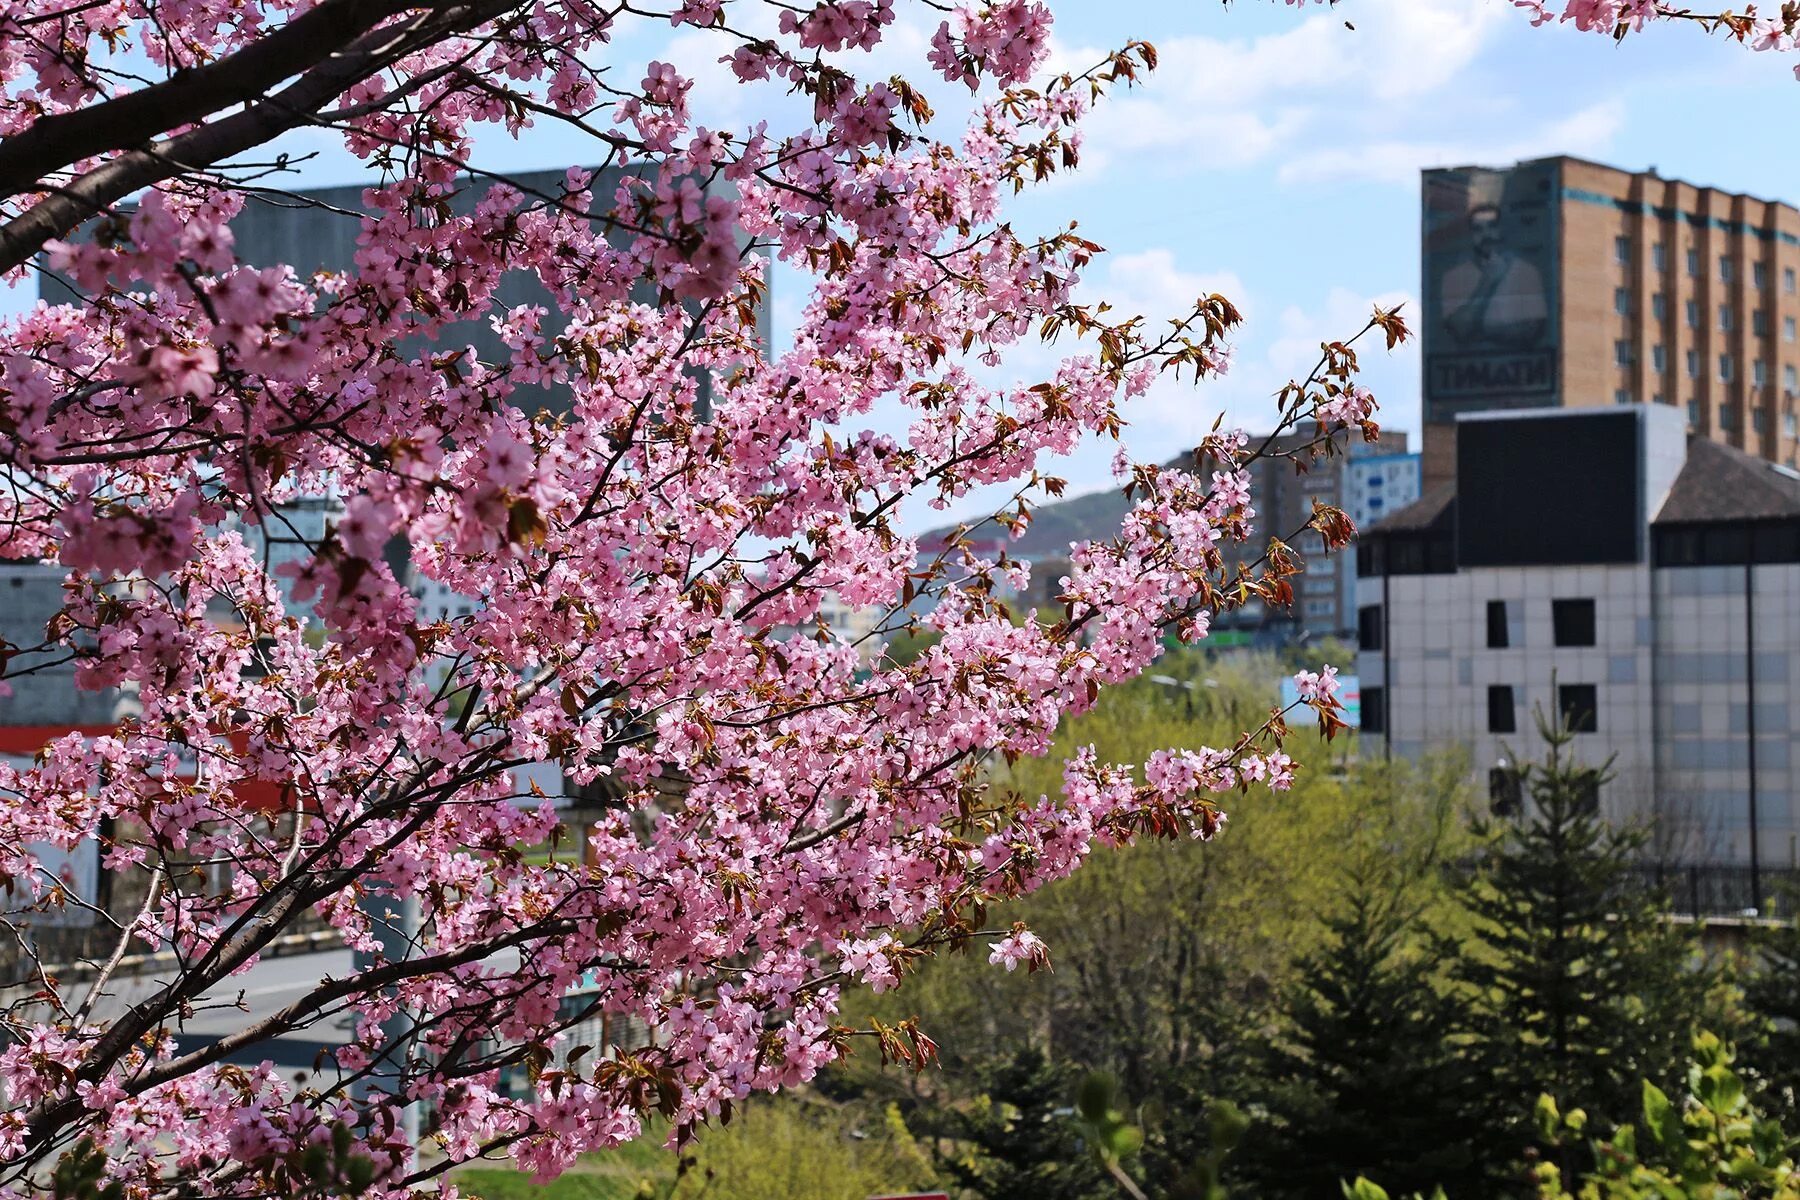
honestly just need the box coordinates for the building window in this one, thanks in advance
[1755,309,1770,337]
[1719,304,1734,332]
[1687,348,1700,378]
[1785,316,1796,343]
[1721,403,1739,430]
[1614,287,1630,315]
[1721,353,1736,383]
[1652,242,1667,271]
[1786,365,1798,391]
[1755,261,1768,290]
[1755,360,1769,388]
[1652,344,1666,372]
[1489,768,1523,817]
[1615,339,1633,366]
[1614,388,1631,405]
[1552,598,1596,647]
[1615,235,1631,264]
[1486,599,1510,649]
[1787,266,1798,294]
[1558,683,1599,734]
[1688,398,1701,427]
[1720,255,1735,283]
[1686,299,1700,329]
[1754,406,1770,434]
[1487,685,1518,734]
[1687,247,1701,276]
[1653,391,1666,406]
[1651,293,1667,321]
[1357,604,1382,649]
[1362,686,1385,734]
[1787,411,1798,439]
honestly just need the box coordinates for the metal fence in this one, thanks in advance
[1625,863,1800,920]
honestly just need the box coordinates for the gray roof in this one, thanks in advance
[1365,483,1457,534]
[1654,436,1800,525]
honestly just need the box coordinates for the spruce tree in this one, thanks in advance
[914,1045,1111,1200]
[1448,711,1705,1188]
[1240,865,1491,1200]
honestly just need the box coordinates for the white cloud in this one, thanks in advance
[1276,98,1626,185]
[1261,284,1422,437]
[1041,0,1629,187]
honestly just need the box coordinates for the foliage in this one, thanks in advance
[1446,713,1707,1186]
[902,1047,1108,1200]
[0,0,1409,1193]
[1740,889,1800,1127]
[837,660,1475,1198]
[1240,861,1489,1200]
[0,0,1782,1190]
[1533,1032,1800,1200]
[666,1097,938,1200]
[457,1097,936,1200]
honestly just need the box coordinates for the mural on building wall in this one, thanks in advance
[1423,162,1560,421]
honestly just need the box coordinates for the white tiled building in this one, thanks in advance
[1356,404,1800,884]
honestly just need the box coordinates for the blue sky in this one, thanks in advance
[8,0,1795,530]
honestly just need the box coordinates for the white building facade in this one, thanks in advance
[1356,405,1800,887]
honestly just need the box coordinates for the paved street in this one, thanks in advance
[90,948,357,1071]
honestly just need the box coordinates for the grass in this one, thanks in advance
[452,1136,675,1199]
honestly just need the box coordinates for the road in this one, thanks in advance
[88,948,358,1072]
[83,944,525,1074]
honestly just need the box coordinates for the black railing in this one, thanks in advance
[1626,863,1800,920]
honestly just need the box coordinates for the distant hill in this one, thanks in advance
[920,477,1142,558]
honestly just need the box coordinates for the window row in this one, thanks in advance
[1676,398,1800,438]
[1629,292,1799,342]
[1358,683,1599,737]
[1353,598,1596,653]
[1624,239,1798,294]
[1621,341,1800,391]
[1486,597,1595,648]
[1485,683,1599,734]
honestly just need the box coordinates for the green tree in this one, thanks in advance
[1740,888,1800,1128]
[669,1097,938,1200]
[1352,1032,1800,1200]
[1533,1032,1799,1200]
[1448,713,1706,1187]
[911,1047,1111,1200]
[1241,863,1490,1200]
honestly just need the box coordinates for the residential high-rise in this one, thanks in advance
[1248,430,1413,642]
[1421,156,1800,486]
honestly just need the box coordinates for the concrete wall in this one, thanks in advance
[0,563,125,727]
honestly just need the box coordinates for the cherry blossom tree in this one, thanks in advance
[12,0,1782,1193]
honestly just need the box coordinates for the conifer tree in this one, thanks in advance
[915,1046,1112,1200]
[1241,863,1491,1200]
[1448,711,1706,1186]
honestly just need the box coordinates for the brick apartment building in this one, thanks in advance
[1421,156,1800,486]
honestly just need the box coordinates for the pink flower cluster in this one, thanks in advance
[0,0,1406,1195]
[1513,0,1800,78]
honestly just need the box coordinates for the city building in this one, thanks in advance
[1343,451,1423,532]
[1341,449,1422,637]
[1355,404,1800,882]
[38,166,768,417]
[1421,156,1800,486]
[1252,430,1412,642]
